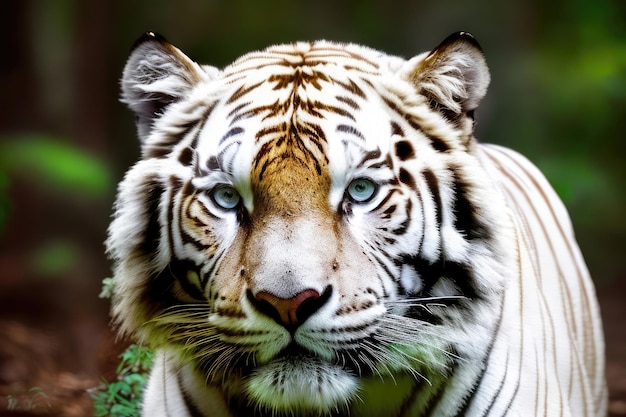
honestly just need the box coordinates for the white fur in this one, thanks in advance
[109,34,606,417]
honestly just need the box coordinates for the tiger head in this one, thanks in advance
[107,32,514,416]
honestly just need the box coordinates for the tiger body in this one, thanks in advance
[107,32,606,416]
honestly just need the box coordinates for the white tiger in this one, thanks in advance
[106,31,607,416]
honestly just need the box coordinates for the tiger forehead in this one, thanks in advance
[224,41,381,75]
[215,43,383,213]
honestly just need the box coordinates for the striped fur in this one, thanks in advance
[107,32,607,416]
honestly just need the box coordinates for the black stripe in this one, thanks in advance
[454,300,505,416]
[399,168,416,190]
[395,140,415,161]
[167,176,181,257]
[390,121,404,137]
[405,256,478,302]
[415,188,427,256]
[226,81,265,104]
[178,147,194,166]
[178,183,219,252]
[226,101,252,120]
[310,100,356,121]
[422,169,442,225]
[138,176,164,258]
[337,124,364,140]
[145,135,181,158]
[473,351,510,417]
[390,199,412,235]
[220,126,244,144]
[399,380,427,416]
[370,188,398,213]
[333,78,367,98]
[299,121,328,155]
[426,98,461,126]
[169,261,206,301]
[206,156,220,171]
[336,95,361,110]
[201,249,224,288]
[197,102,217,132]
[138,178,175,316]
[303,121,327,143]
[221,140,242,174]
[382,96,451,152]
[368,252,393,298]
[452,383,483,416]
[144,107,209,160]
[145,144,173,159]
[357,149,382,167]
[381,204,397,219]
[180,222,216,252]
[177,371,207,417]
[255,123,286,141]
[450,166,490,241]
[418,363,457,416]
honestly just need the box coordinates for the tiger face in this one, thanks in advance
[108,32,515,416]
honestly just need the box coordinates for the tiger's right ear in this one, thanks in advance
[121,32,209,141]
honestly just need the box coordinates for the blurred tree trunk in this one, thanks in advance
[72,1,114,155]
[0,1,41,133]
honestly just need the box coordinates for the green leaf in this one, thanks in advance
[90,344,154,416]
[29,239,78,276]
[0,133,113,199]
[99,277,115,299]
[110,403,138,416]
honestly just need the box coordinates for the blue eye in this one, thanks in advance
[347,178,377,203]
[211,186,241,210]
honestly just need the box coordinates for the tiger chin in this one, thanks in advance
[107,31,607,417]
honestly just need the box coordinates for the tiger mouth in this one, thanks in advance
[276,341,318,361]
[202,339,376,382]
[269,339,378,378]
[270,347,332,372]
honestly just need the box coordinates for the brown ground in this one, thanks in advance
[0,279,624,417]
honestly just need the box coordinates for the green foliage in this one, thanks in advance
[29,239,80,277]
[0,133,114,276]
[91,344,155,417]
[6,387,51,412]
[536,156,622,227]
[93,278,154,417]
[0,133,113,199]
[99,277,116,299]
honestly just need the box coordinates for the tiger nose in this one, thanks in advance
[248,287,332,330]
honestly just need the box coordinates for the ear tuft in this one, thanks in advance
[409,32,490,118]
[129,31,169,52]
[121,32,206,141]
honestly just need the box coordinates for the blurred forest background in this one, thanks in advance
[0,0,624,415]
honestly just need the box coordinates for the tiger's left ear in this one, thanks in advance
[407,32,490,118]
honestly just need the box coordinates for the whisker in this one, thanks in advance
[361,340,394,382]
[385,295,467,309]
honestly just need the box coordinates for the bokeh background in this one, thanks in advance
[1,0,624,415]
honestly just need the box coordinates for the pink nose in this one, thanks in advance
[250,288,331,329]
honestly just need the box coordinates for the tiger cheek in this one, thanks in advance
[209,232,248,305]
[332,232,384,306]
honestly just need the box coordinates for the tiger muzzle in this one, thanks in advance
[247,286,333,331]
